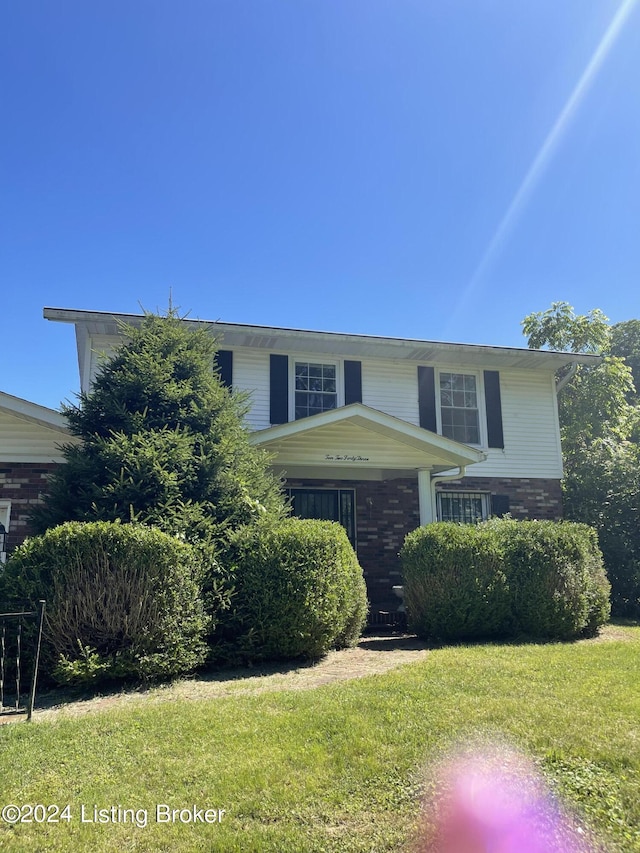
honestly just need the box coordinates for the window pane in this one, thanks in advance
[295,361,338,420]
[440,372,479,444]
[437,491,487,523]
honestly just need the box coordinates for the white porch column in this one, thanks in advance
[417,468,434,525]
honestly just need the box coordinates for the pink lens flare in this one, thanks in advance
[420,746,595,853]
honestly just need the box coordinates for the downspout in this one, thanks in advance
[555,362,577,395]
[430,465,467,522]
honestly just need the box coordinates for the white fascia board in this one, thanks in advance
[43,307,602,370]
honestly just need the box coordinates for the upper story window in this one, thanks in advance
[439,372,480,444]
[294,362,338,420]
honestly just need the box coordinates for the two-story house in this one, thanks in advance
[23,307,596,615]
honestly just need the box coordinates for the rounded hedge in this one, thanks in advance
[212,518,368,662]
[400,519,610,642]
[496,519,611,640]
[0,521,210,684]
[400,523,511,641]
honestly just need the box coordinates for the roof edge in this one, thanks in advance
[0,391,69,432]
[43,307,603,365]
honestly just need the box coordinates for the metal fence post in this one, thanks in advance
[27,600,46,722]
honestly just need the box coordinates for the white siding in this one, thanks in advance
[88,334,121,390]
[361,360,420,425]
[0,412,75,463]
[81,334,563,479]
[231,348,271,430]
[230,351,562,478]
[469,369,563,479]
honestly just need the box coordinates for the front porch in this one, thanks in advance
[250,404,486,614]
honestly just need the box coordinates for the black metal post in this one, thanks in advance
[27,600,46,722]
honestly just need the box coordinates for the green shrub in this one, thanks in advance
[0,521,210,684]
[400,519,610,643]
[212,518,368,663]
[496,519,611,640]
[400,523,511,641]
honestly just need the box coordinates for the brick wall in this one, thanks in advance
[286,477,420,613]
[0,463,57,552]
[0,464,563,611]
[437,477,563,521]
[286,475,563,614]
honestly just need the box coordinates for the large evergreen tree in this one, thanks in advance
[33,310,286,544]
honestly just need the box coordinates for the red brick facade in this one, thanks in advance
[1,461,564,615]
[0,464,57,552]
[286,475,563,613]
[287,477,421,614]
[440,477,564,521]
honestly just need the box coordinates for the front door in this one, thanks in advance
[287,488,356,548]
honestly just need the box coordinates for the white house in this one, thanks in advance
[26,307,598,615]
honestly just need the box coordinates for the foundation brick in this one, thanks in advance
[286,475,563,614]
[0,463,57,553]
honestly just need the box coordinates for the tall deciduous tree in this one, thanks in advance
[611,319,640,404]
[522,301,640,615]
[32,310,286,544]
[522,302,635,447]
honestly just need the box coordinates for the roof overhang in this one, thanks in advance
[249,403,486,477]
[0,392,68,433]
[43,307,603,371]
[0,391,74,464]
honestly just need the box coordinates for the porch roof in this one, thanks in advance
[249,403,486,477]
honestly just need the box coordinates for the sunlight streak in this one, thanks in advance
[448,0,639,333]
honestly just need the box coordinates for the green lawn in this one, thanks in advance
[1,625,639,852]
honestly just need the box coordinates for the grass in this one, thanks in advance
[1,625,639,852]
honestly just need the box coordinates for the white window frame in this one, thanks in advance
[435,368,486,447]
[290,357,343,422]
[436,491,490,523]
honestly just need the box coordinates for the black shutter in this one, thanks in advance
[491,494,510,517]
[344,360,362,405]
[484,370,504,449]
[270,354,289,424]
[214,350,233,389]
[418,366,437,432]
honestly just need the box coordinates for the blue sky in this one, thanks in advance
[2,1,640,410]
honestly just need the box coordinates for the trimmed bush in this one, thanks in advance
[496,519,611,640]
[212,518,368,662]
[400,523,511,641]
[0,521,210,684]
[400,519,610,643]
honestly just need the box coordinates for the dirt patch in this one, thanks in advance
[30,634,429,722]
[4,624,631,725]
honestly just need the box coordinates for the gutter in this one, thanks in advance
[555,362,578,395]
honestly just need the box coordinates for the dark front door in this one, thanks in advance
[287,488,356,548]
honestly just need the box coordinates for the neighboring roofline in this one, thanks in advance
[0,391,69,433]
[43,306,603,368]
[249,403,486,467]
